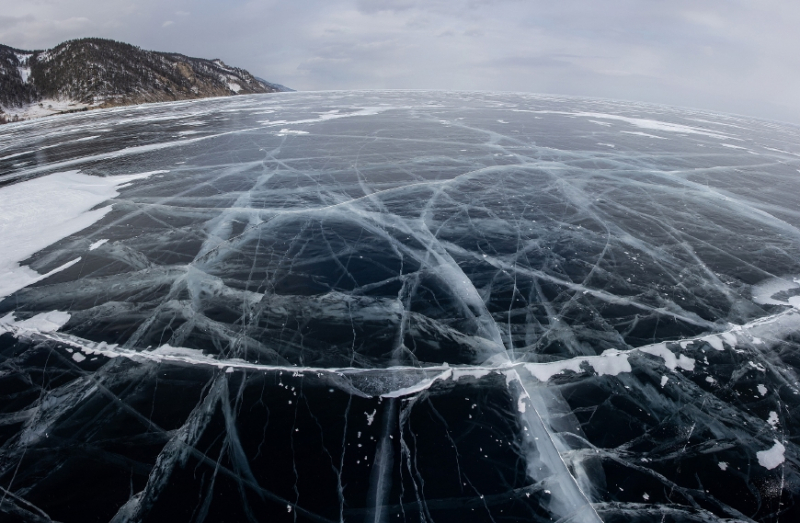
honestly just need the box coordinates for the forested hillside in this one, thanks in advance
[0,38,288,122]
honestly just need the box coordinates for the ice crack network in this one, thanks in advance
[0,91,798,522]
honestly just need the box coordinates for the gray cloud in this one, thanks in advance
[0,15,36,30]
[1,0,799,123]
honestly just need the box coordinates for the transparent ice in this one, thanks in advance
[0,91,799,522]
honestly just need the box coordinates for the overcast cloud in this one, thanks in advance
[2,0,799,123]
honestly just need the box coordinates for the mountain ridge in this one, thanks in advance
[0,38,290,123]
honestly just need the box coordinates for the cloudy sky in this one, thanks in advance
[2,0,800,123]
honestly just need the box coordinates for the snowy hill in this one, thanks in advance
[0,38,290,122]
[254,76,295,93]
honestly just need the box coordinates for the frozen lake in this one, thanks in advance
[0,91,799,522]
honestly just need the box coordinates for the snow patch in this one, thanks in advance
[1,98,95,121]
[0,170,159,299]
[259,107,386,127]
[275,129,310,136]
[639,343,695,371]
[89,239,108,250]
[151,344,206,359]
[530,111,735,139]
[756,440,785,470]
[621,131,666,140]
[702,335,724,351]
[0,310,71,333]
[752,277,800,306]
[767,411,779,428]
[18,67,31,83]
[523,349,631,381]
[517,390,529,413]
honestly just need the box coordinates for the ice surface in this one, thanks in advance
[0,91,799,522]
